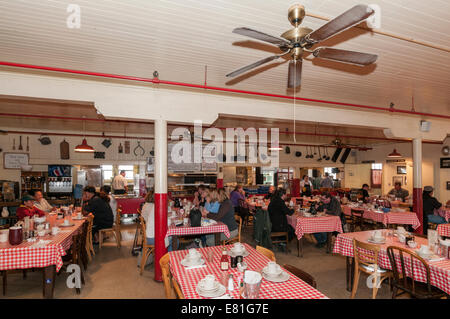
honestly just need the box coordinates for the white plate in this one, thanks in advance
[262,270,290,283]
[367,237,386,244]
[198,280,220,292]
[59,223,75,227]
[228,249,249,257]
[180,258,205,267]
[416,250,434,259]
[196,284,226,298]
[262,266,283,277]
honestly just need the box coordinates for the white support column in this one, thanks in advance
[412,138,423,234]
[154,118,168,281]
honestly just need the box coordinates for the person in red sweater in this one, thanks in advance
[16,194,46,220]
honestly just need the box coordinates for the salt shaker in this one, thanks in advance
[227,274,234,292]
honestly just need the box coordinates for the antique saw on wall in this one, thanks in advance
[226,4,378,87]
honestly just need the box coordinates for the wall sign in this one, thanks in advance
[3,152,29,169]
[446,181,450,190]
[440,157,450,169]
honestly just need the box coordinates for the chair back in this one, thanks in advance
[386,246,433,297]
[172,277,184,299]
[353,238,380,271]
[256,245,276,262]
[235,215,242,242]
[282,264,317,288]
[86,214,94,244]
[351,209,364,229]
[159,252,174,299]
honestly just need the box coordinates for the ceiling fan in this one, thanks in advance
[226,4,378,87]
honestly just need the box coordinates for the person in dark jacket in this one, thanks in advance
[267,188,295,241]
[423,186,444,233]
[313,192,343,248]
[360,184,370,203]
[202,189,238,246]
[265,185,275,200]
[82,186,114,243]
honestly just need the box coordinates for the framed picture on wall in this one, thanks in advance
[397,166,407,174]
[440,158,450,168]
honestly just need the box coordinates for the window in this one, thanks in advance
[372,163,382,170]
[371,163,382,188]
[324,167,337,179]
[101,165,113,182]
[118,165,134,179]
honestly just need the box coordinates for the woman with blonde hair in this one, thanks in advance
[202,188,238,246]
[204,188,220,214]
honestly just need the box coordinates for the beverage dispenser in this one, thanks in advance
[47,165,73,196]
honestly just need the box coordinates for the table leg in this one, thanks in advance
[346,256,354,292]
[214,233,220,246]
[326,232,332,254]
[42,265,56,299]
[297,237,303,257]
[172,236,178,251]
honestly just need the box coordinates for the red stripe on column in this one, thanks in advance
[217,178,224,189]
[413,188,423,234]
[154,193,168,282]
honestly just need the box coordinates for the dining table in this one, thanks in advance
[169,243,328,299]
[287,213,343,257]
[165,219,231,249]
[342,205,421,230]
[437,223,450,238]
[0,218,85,298]
[333,230,450,295]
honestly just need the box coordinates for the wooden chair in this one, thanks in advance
[160,252,174,299]
[138,215,155,275]
[85,214,95,260]
[350,209,366,232]
[98,214,121,249]
[172,277,185,299]
[351,239,392,299]
[222,215,242,245]
[238,199,252,227]
[270,231,289,253]
[386,246,448,299]
[256,245,276,262]
[79,219,89,270]
[282,264,317,288]
[61,233,85,294]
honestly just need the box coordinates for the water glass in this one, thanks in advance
[207,250,214,263]
[244,281,262,299]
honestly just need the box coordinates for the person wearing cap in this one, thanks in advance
[82,186,114,243]
[423,186,444,230]
[388,182,409,202]
[32,190,55,213]
[112,170,128,195]
[16,194,46,220]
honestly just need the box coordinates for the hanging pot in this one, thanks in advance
[285,146,290,154]
[295,151,302,157]
[60,139,70,160]
[102,138,112,148]
[38,135,51,145]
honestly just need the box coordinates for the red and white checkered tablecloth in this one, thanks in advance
[165,221,230,241]
[437,224,450,237]
[169,243,328,299]
[0,219,85,272]
[333,231,450,295]
[287,214,342,240]
[342,205,421,229]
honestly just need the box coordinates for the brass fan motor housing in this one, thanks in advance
[288,4,306,27]
[280,27,313,43]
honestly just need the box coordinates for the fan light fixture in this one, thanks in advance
[75,116,94,153]
[387,149,402,158]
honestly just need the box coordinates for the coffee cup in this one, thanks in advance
[419,245,430,254]
[63,219,70,226]
[77,212,82,219]
[398,234,406,243]
[51,227,59,235]
[267,261,281,275]
[202,275,216,290]
[407,241,417,248]
[187,249,200,261]
[38,230,46,237]
[233,242,244,253]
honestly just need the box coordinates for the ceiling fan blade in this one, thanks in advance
[287,60,302,88]
[306,5,374,44]
[313,47,377,65]
[233,27,290,47]
[226,54,283,77]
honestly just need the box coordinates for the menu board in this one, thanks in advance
[3,153,29,169]
[167,143,218,172]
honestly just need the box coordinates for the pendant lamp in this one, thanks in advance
[75,117,94,153]
[387,148,401,158]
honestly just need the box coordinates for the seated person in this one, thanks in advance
[388,182,409,202]
[193,185,208,208]
[32,190,55,213]
[100,185,117,221]
[423,186,445,228]
[204,188,220,214]
[17,194,46,220]
[82,186,114,243]
[267,188,295,241]
[360,184,370,203]
[202,189,238,246]
[313,192,343,248]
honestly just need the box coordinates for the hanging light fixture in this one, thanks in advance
[75,116,94,153]
[387,148,402,158]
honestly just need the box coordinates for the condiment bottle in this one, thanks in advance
[220,247,229,271]
[227,274,234,292]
